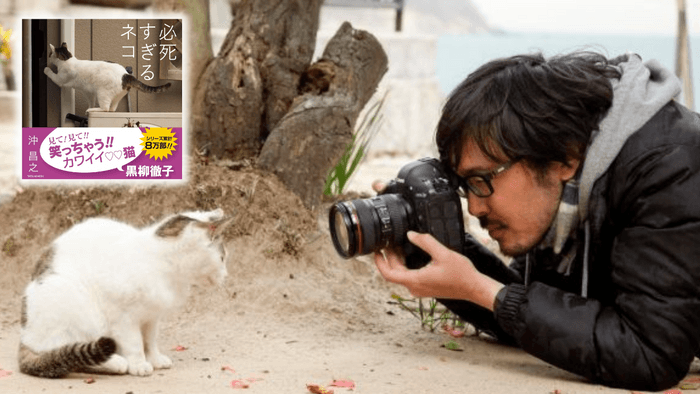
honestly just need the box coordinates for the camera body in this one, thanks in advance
[329,157,465,269]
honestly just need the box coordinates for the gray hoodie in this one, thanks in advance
[579,54,682,220]
[538,54,682,295]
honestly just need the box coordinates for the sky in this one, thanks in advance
[470,0,700,36]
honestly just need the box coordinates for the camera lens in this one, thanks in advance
[332,207,352,256]
[329,194,411,258]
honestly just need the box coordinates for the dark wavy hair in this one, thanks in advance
[436,51,623,176]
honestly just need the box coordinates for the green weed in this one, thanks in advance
[323,92,387,196]
[91,200,105,214]
[391,293,467,333]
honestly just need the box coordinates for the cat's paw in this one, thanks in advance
[148,353,172,370]
[100,354,129,374]
[127,360,154,376]
[43,67,52,76]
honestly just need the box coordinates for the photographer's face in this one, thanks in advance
[457,140,578,256]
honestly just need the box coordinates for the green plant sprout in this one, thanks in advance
[323,91,388,196]
[391,293,468,333]
[3,238,14,257]
[91,200,105,214]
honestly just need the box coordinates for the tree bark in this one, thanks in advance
[185,0,388,210]
[191,0,323,159]
[257,22,388,210]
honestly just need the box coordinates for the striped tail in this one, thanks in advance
[122,74,171,93]
[18,337,116,378]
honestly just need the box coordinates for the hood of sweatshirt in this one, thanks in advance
[578,54,682,221]
[534,54,682,294]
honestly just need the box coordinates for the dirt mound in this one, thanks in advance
[0,158,399,332]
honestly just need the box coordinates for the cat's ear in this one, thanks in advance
[209,216,235,240]
[48,43,55,55]
[204,208,224,222]
[155,215,195,238]
[61,42,68,49]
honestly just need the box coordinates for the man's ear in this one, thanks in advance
[557,157,581,182]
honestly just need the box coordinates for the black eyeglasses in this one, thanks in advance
[456,160,517,198]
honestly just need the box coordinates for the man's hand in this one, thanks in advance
[374,231,504,311]
[371,180,387,194]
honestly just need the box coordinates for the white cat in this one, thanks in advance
[44,42,172,113]
[18,209,232,378]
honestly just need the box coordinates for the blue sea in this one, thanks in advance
[436,33,699,110]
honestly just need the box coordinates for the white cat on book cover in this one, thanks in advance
[44,42,171,113]
[18,209,231,378]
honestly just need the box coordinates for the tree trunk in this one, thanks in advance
[186,0,388,210]
[258,22,388,210]
[191,0,323,159]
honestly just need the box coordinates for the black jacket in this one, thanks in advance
[445,101,700,391]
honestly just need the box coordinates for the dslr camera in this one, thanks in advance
[329,158,465,269]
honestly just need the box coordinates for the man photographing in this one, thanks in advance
[374,51,700,390]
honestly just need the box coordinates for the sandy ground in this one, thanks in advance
[2,119,699,394]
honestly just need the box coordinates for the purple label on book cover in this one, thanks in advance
[22,127,182,180]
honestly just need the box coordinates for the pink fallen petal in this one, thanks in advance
[441,324,466,338]
[231,379,250,389]
[83,377,96,384]
[221,365,236,373]
[0,369,12,378]
[330,380,355,389]
[417,366,429,371]
[173,345,187,351]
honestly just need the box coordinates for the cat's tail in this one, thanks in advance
[18,337,116,378]
[122,74,172,93]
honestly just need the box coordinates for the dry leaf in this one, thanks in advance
[330,379,355,389]
[307,384,334,394]
[221,365,236,373]
[231,379,250,389]
[681,383,700,390]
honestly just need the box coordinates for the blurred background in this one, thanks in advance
[0,0,698,202]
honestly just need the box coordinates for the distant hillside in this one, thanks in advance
[319,0,492,35]
[404,0,491,34]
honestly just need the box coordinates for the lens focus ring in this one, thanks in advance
[379,194,408,247]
